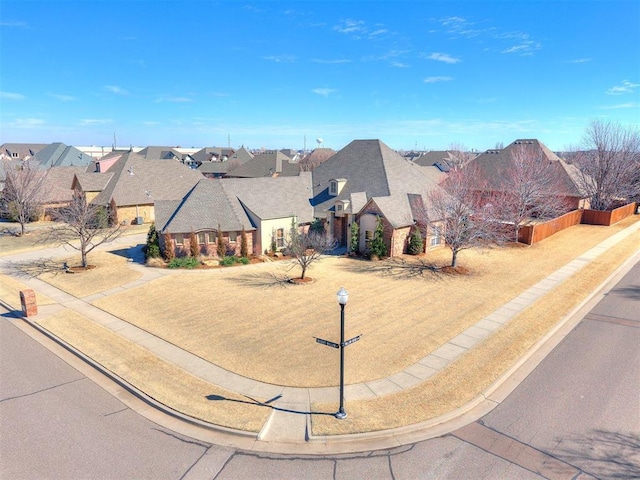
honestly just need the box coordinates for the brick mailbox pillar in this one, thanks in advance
[20,289,38,317]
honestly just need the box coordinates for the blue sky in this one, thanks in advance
[1,1,639,152]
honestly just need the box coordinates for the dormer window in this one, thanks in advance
[329,178,347,196]
[336,203,343,212]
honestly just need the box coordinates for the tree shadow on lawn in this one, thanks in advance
[338,257,446,281]
[3,257,66,278]
[206,393,335,416]
[226,271,295,289]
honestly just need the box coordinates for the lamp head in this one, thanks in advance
[337,287,349,305]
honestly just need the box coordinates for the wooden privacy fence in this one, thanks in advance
[581,202,638,226]
[518,210,584,245]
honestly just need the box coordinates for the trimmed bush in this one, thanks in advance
[168,256,199,269]
[407,229,424,255]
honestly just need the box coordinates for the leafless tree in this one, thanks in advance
[284,223,337,280]
[1,159,48,236]
[494,144,572,242]
[573,120,640,210]
[428,165,506,268]
[448,142,476,167]
[48,190,123,267]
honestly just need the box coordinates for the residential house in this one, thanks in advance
[72,152,203,225]
[30,142,95,169]
[0,143,48,161]
[155,173,314,257]
[311,139,445,256]
[299,148,336,171]
[225,150,300,178]
[196,147,253,178]
[466,139,587,210]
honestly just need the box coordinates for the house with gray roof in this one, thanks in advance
[311,139,445,256]
[466,139,587,210]
[0,143,48,162]
[72,152,203,225]
[30,142,94,169]
[225,150,300,178]
[155,172,314,257]
[196,147,254,178]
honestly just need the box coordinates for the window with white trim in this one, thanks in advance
[329,180,337,195]
[197,232,206,244]
[276,228,285,248]
[430,226,442,246]
[229,232,237,243]
[175,233,184,245]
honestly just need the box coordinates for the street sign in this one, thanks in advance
[342,335,361,347]
[316,337,339,349]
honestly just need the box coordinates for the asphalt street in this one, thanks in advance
[1,261,638,479]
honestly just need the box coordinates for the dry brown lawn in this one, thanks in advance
[39,251,143,298]
[76,217,640,389]
[0,274,53,310]
[36,310,270,431]
[311,230,639,434]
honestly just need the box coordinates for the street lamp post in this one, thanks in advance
[336,287,349,419]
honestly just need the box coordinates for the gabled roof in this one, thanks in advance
[156,172,314,234]
[0,143,48,160]
[31,143,94,169]
[89,152,203,207]
[137,146,183,161]
[299,148,336,171]
[311,139,442,217]
[468,139,583,197]
[41,166,89,203]
[73,172,114,192]
[226,151,300,178]
[191,147,237,164]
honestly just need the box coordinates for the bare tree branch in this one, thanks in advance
[573,120,640,210]
[47,191,124,267]
[429,165,506,268]
[1,159,49,236]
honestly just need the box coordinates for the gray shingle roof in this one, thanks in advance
[156,173,314,234]
[0,143,48,161]
[31,143,94,169]
[90,152,203,207]
[42,166,89,203]
[468,139,583,197]
[311,139,442,222]
[226,151,300,178]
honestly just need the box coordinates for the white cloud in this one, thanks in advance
[263,54,296,63]
[13,118,45,127]
[49,93,76,102]
[312,58,351,64]
[0,91,25,101]
[425,52,461,64]
[80,118,112,125]
[567,58,591,64]
[155,96,193,103]
[423,76,452,84]
[104,85,128,95]
[334,19,366,35]
[599,102,639,109]
[390,62,409,68]
[312,88,336,97]
[606,80,639,95]
[0,21,27,27]
[501,40,541,55]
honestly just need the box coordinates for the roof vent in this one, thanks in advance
[128,166,134,175]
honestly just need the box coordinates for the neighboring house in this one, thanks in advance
[0,143,48,161]
[72,152,203,225]
[30,142,95,169]
[311,139,445,256]
[225,150,300,178]
[299,148,336,171]
[407,151,457,172]
[39,165,91,218]
[137,146,183,161]
[155,172,314,257]
[466,139,587,210]
[196,147,253,178]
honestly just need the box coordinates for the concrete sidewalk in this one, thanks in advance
[1,221,639,454]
